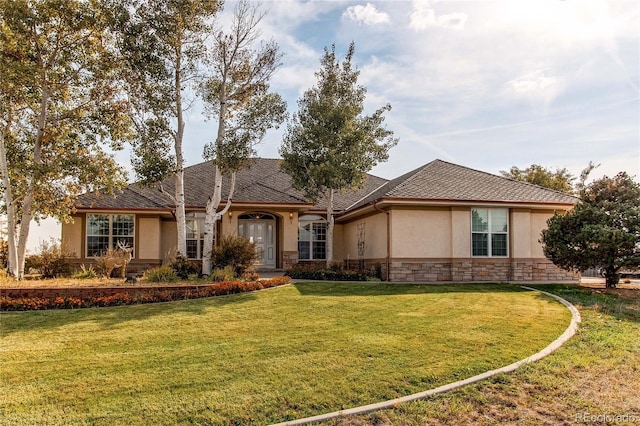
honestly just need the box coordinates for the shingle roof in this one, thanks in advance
[75,158,388,212]
[76,158,577,213]
[348,159,578,210]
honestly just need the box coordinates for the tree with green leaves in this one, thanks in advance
[501,162,599,194]
[501,164,575,193]
[541,172,640,287]
[0,0,131,279]
[280,42,398,267]
[199,0,286,276]
[113,0,222,257]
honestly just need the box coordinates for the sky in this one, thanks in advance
[28,0,640,251]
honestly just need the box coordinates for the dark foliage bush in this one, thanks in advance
[170,255,201,279]
[285,264,369,281]
[0,239,8,270]
[211,235,259,277]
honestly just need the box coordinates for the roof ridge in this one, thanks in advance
[127,184,173,208]
[344,179,393,211]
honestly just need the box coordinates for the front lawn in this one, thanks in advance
[0,283,570,425]
[331,284,640,425]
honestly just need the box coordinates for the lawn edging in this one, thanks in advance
[270,285,582,426]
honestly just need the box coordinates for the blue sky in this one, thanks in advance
[29,0,640,250]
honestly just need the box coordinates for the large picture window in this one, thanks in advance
[472,208,508,257]
[186,213,206,259]
[298,215,326,260]
[86,214,134,257]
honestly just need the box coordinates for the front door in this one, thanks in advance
[238,214,276,268]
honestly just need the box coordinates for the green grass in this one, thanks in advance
[0,283,571,425]
[329,284,640,425]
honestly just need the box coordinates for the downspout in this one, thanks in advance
[372,201,390,281]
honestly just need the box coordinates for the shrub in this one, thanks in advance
[72,264,97,279]
[285,265,369,281]
[144,265,179,283]
[25,239,74,278]
[211,265,235,282]
[170,255,200,279]
[211,236,259,277]
[0,239,8,270]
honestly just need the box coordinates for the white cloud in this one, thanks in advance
[410,0,467,31]
[343,3,390,25]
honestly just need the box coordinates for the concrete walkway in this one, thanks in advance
[270,286,582,426]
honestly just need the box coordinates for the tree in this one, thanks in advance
[541,172,640,288]
[113,0,222,257]
[501,164,575,193]
[280,42,398,267]
[0,0,131,279]
[198,0,286,276]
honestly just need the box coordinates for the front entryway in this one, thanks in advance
[238,213,276,268]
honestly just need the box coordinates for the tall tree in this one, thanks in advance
[113,0,222,257]
[280,42,398,267]
[501,164,575,194]
[199,0,286,276]
[541,172,640,288]
[0,0,131,279]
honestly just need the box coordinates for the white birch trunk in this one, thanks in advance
[174,51,187,256]
[0,131,19,278]
[326,188,335,268]
[202,169,235,276]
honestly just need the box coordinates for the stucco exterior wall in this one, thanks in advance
[530,210,556,258]
[391,208,452,258]
[137,217,161,260]
[342,212,388,261]
[160,219,177,263]
[61,215,83,258]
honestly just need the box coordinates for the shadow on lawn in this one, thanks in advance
[0,291,258,336]
[529,284,640,324]
[293,282,529,297]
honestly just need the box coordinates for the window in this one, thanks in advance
[186,213,206,259]
[472,208,508,257]
[86,214,134,257]
[298,215,327,260]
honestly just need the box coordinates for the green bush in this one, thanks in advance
[25,239,74,278]
[211,265,236,282]
[72,264,97,279]
[211,236,259,277]
[285,265,369,281]
[0,239,8,270]
[170,255,200,279]
[144,265,179,283]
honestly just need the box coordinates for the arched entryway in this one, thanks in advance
[238,212,276,268]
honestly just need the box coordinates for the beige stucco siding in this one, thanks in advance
[61,215,83,258]
[510,209,532,258]
[160,219,177,262]
[342,212,387,260]
[391,208,452,258]
[137,217,161,260]
[451,207,471,258]
[530,210,556,258]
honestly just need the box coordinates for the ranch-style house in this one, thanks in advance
[61,158,580,283]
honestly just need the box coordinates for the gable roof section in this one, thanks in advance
[348,159,578,211]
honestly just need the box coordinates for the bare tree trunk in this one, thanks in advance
[174,47,187,256]
[202,168,235,276]
[326,188,334,268]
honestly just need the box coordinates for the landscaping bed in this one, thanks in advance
[0,276,290,311]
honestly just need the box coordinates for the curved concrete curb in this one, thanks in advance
[270,286,581,426]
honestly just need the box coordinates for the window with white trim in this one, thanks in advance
[298,215,326,260]
[186,212,206,259]
[471,208,508,257]
[86,214,134,257]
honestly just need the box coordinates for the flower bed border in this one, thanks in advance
[0,277,291,311]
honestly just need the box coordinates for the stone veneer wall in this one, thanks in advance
[387,258,579,283]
